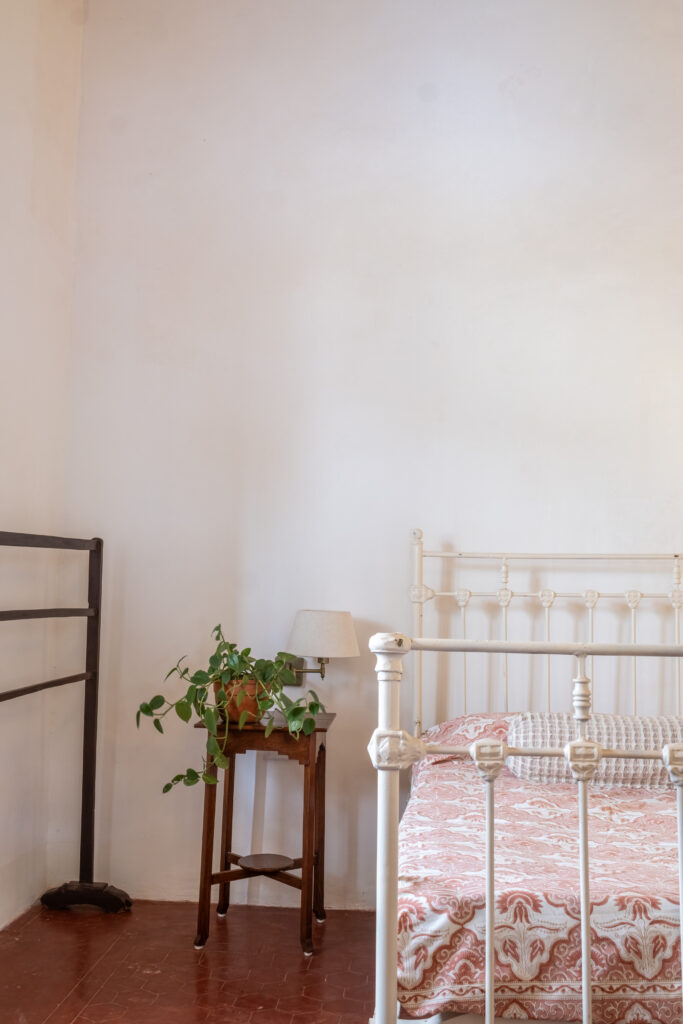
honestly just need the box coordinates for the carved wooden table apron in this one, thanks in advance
[194,713,335,956]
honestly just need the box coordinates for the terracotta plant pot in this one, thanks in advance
[214,678,263,723]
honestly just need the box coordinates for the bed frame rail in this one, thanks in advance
[368,632,683,1024]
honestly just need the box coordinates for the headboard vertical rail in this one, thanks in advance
[672,555,682,715]
[410,528,424,736]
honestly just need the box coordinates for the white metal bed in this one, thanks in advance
[368,531,683,1024]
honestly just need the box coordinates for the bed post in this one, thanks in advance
[369,632,411,1024]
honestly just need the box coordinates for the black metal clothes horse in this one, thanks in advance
[0,531,130,912]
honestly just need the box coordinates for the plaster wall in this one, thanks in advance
[0,0,84,927]
[65,0,683,909]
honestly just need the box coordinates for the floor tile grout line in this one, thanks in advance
[40,932,127,1024]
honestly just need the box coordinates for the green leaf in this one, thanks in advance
[280,668,296,687]
[136,710,141,728]
[192,670,210,686]
[288,706,307,720]
[202,771,219,785]
[204,708,217,734]
[149,694,165,710]
[183,775,200,786]
[153,718,164,734]
[185,683,197,703]
[175,700,192,723]
[165,657,187,680]
[238,710,249,729]
[172,774,185,783]
[140,702,153,717]
[162,783,173,794]
[206,735,221,757]
[186,768,199,780]
[264,718,275,738]
[302,716,316,735]
[214,752,230,770]
[235,689,245,707]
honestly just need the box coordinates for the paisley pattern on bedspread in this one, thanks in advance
[398,714,682,1022]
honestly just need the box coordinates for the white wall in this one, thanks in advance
[0,0,84,927]
[57,0,683,912]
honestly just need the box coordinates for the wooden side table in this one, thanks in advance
[193,712,335,956]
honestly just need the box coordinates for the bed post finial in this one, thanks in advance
[410,527,423,543]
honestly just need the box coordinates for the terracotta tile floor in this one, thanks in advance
[0,901,376,1024]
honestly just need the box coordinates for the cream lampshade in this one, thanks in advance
[287,610,359,680]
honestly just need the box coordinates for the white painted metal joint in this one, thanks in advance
[409,584,435,604]
[367,729,426,771]
[565,738,601,781]
[662,744,683,785]
[470,738,507,783]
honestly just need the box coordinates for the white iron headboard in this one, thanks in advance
[410,528,683,734]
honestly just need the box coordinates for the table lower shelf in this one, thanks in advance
[238,853,295,873]
[210,851,305,890]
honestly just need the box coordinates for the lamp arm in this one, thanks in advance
[286,657,330,682]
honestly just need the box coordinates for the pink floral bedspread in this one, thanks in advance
[398,714,682,1023]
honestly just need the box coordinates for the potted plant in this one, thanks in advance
[137,624,325,793]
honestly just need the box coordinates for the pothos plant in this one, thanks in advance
[137,624,325,793]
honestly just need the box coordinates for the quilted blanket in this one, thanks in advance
[398,714,682,1023]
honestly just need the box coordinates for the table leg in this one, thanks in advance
[313,741,326,922]
[217,752,235,917]
[300,753,316,956]
[194,758,218,949]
